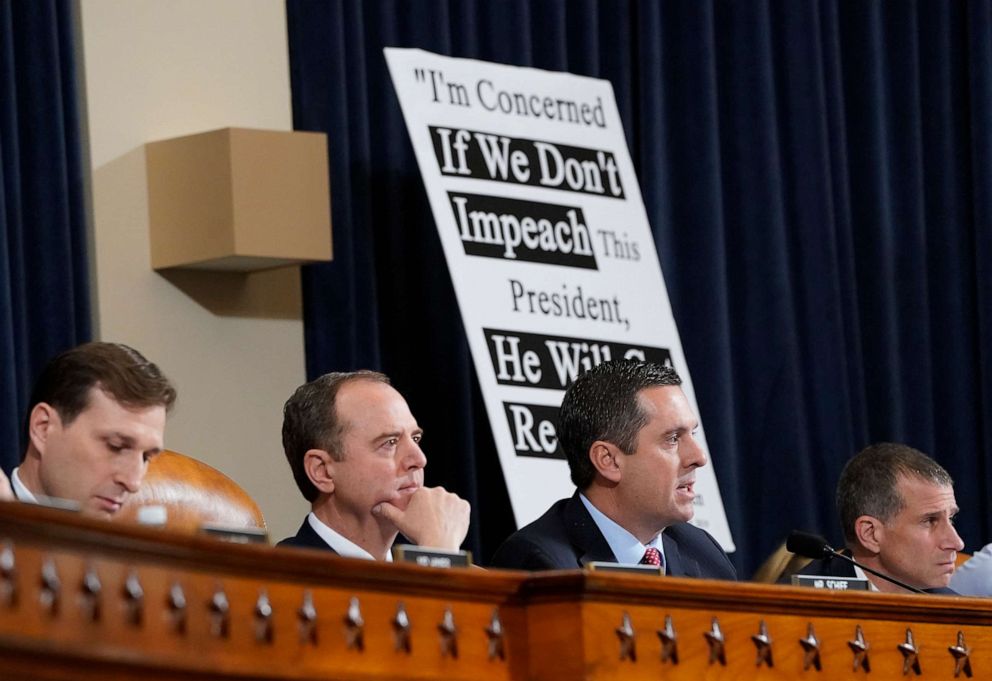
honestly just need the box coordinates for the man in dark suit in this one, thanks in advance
[278,371,470,561]
[490,360,736,579]
[793,443,962,594]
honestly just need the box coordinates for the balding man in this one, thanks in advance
[278,371,470,560]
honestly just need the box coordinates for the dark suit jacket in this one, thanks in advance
[489,493,737,579]
[277,517,339,554]
[794,553,957,595]
[277,518,414,556]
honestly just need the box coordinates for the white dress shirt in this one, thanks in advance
[10,467,38,503]
[306,512,393,561]
[579,493,666,571]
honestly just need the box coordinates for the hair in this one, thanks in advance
[23,342,176,458]
[836,442,954,545]
[282,370,391,502]
[557,359,682,489]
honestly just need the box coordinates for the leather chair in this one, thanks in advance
[117,450,266,537]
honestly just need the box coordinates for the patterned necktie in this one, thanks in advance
[640,547,663,569]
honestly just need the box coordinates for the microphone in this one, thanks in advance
[786,530,927,594]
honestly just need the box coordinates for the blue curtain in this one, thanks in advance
[287,0,992,575]
[0,0,91,473]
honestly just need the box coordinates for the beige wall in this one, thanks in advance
[79,0,309,541]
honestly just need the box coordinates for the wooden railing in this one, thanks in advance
[0,501,987,680]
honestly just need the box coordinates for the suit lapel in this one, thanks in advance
[662,530,691,576]
[297,517,338,553]
[563,493,616,566]
[830,553,857,577]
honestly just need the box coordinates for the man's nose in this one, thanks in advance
[115,454,144,493]
[401,440,428,470]
[944,523,965,552]
[683,434,707,469]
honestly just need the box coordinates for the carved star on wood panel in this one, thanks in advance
[122,570,143,627]
[704,617,726,666]
[657,614,678,665]
[344,596,365,651]
[848,625,870,673]
[254,589,273,644]
[392,601,412,653]
[751,619,773,668]
[0,541,15,607]
[298,590,317,645]
[80,564,102,622]
[166,582,186,635]
[615,611,636,662]
[799,622,821,671]
[209,586,230,638]
[948,630,972,678]
[438,607,458,658]
[167,582,186,635]
[486,607,505,661]
[40,558,61,617]
[898,627,922,676]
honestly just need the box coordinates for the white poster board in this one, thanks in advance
[385,48,734,550]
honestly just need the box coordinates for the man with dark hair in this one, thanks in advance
[11,342,176,517]
[795,442,963,594]
[490,359,736,578]
[278,371,470,561]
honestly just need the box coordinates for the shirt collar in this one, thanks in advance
[307,512,393,562]
[579,492,666,571]
[10,468,38,504]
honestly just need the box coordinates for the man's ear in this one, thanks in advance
[853,515,883,554]
[303,449,336,495]
[27,403,58,456]
[588,440,623,484]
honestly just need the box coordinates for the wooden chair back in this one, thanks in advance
[117,449,266,535]
[752,540,813,583]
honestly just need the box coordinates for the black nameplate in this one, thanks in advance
[586,561,663,576]
[392,545,472,568]
[791,574,871,591]
[200,524,269,544]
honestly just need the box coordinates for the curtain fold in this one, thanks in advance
[287,0,992,573]
[0,0,91,474]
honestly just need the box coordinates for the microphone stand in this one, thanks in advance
[824,548,927,594]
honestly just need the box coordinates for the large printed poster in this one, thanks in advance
[385,48,734,550]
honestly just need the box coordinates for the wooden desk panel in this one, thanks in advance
[521,569,989,680]
[0,502,523,681]
[0,501,988,680]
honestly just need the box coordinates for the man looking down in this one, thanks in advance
[10,342,175,517]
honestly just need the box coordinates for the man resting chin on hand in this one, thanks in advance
[278,371,470,561]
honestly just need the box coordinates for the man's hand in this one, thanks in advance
[373,486,470,550]
[0,469,13,501]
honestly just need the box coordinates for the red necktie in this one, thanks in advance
[640,547,663,568]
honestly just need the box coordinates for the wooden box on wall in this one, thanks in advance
[146,127,332,271]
